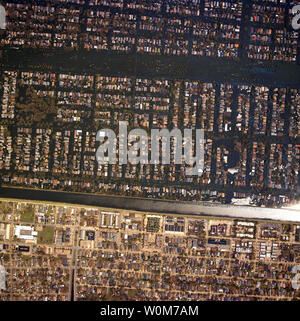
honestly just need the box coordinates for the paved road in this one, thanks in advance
[1,187,300,223]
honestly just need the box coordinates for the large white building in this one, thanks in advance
[0,265,7,291]
[14,225,37,241]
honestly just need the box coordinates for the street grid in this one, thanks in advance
[0,198,300,301]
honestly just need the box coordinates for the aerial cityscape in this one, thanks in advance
[1,198,300,301]
[0,0,300,304]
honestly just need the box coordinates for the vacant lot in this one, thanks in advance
[20,205,35,223]
[38,226,54,244]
